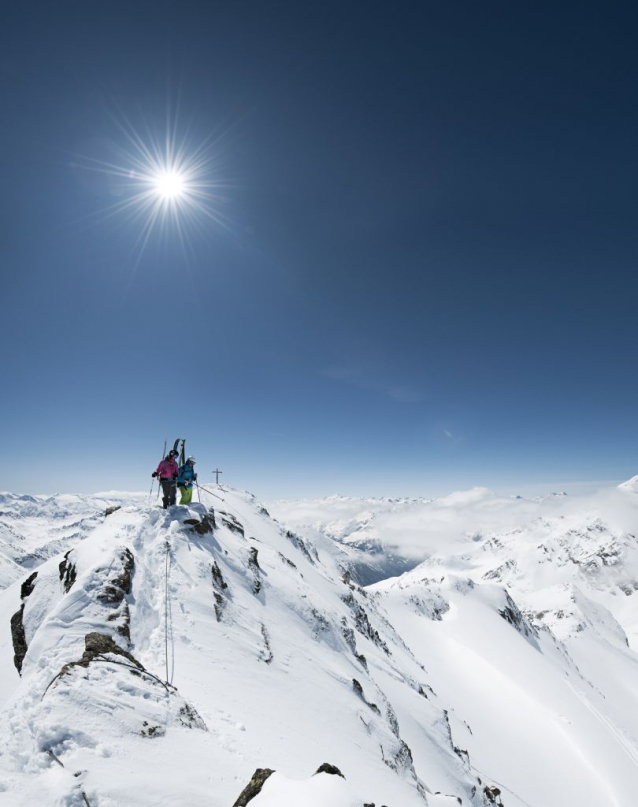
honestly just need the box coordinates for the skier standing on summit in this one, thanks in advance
[177,456,197,504]
[152,451,179,509]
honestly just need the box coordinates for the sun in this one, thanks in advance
[72,107,230,263]
[153,169,186,200]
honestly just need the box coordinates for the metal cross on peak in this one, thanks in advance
[212,468,223,484]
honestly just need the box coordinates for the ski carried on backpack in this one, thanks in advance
[172,438,186,467]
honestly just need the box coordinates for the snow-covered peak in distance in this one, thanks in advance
[0,491,147,589]
[618,474,638,493]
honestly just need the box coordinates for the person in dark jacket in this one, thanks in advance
[152,452,179,509]
[177,456,197,504]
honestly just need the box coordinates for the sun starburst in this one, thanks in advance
[72,106,231,264]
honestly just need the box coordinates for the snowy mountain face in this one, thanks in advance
[272,483,638,805]
[0,482,637,806]
[0,492,146,590]
[268,495,433,584]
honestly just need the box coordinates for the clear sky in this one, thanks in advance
[1,1,638,500]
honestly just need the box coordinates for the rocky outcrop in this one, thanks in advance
[62,631,143,673]
[219,511,244,536]
[342,593,390,655]
[259,623,273,664]
[46,632,207,731]
[98,548,134,604]
[184,509,216,534]
[284,529,317,564]
[211,560,228,621]
[341,618,369,669]
[352,678,380,715]
[248,547,262,595]
[314,762,345,777]
[97,548,134,643]
[10,570,38,674]
[58,550,77,593]
[499,590,538,645]
[484,784,504,805]
[232,768,275,806]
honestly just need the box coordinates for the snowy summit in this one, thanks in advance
[0,481,637,806]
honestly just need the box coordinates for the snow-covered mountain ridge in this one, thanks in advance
[0,481,637,805]
[0,491,146,590]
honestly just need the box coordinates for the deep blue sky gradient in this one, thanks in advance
[1,1,638,498]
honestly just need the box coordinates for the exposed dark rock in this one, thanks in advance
[44,633,143,693]
[20,571,38,599]
[352,678,380,715]
[79,632,143,669]
[499,591,538,644]
[454,745,470,766]
[484,784,504,805]
[356,653,368,669]
[98,548,134,604]
[259,624,273,664]
[141,721,165,738]
[341,621,368,668]
[248,547,262,595]
[314,763,345,778]
[59,551,77,593]
[178,701,208,730]
[219,511,245,536]
[10,606,27,673]
[211,560,228,621]
[94,548,134,643]
[232,767,275,806]
[409,593,450,621]
[386,703,400,738]
[104,505,121,517]
[277,551,297,570]
[51,633,148,692]
[184,509,216,534]
[384,738,415,774]
[211,560,228,590]
[249,547,261,569]
[11,570,39,673]
[342,593,390,655]
[284,529,316,564]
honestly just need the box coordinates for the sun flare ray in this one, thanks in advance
[73,108,229,262]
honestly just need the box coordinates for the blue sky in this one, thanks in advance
[1,1,638,499]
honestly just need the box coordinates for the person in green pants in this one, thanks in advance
[177,456,197,504]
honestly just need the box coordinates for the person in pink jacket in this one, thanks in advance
[152,451,179,509]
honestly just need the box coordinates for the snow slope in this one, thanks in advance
[0,487,491,806]
[274,482,638,805]
[1,481,637,806]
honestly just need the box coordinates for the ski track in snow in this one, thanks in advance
[565,678,638,771]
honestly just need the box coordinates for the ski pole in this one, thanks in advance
[196,481,224,502]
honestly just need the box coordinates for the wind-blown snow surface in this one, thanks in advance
[1,482,638,805]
